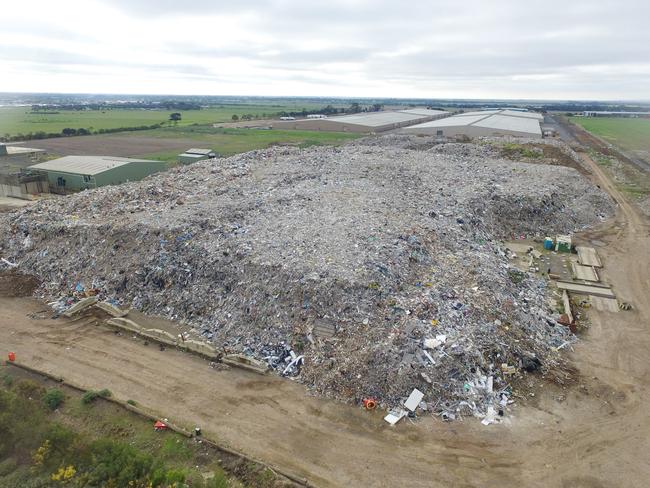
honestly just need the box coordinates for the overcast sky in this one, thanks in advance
[1,0,649,100]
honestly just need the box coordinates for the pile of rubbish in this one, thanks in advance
[0,137,614,421]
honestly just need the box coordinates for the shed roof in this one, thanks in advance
[29,155,158,176]
[473,114,542,134]
[322,109,448,128]
[185,148,213,155]
[179,153,207,159]
[398,108,448,116]
[404,109,542,136]
[408,113,491,128]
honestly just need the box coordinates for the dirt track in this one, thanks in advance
[1,152,649,487]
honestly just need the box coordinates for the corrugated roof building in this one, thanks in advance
[178,148,216,165]
[28,155,168,192]
[402,110,543,138]
[272,109,449,133]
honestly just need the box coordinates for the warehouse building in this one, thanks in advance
[178,148,216,165]
[28,156,168,193]
[402,110,543,139]
[272,109,449,133]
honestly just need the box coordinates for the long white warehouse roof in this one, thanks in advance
[404,109,542,136]
[29,155,157,175]
[297,109,448,128]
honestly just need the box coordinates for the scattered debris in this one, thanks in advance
[0,137,614,418]
[362,398,377,410]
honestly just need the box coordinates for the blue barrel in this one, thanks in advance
[544,238,554,250]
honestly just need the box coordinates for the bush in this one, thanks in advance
[43,388,64,411]
[14,380,44,400]
[1,374,12,388]
[81,389,111,405]
[126,399,137,406]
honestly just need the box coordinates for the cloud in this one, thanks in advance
[0,0,648,99]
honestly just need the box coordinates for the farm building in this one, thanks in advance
[178,148,216,165]
[28,155,168,193]
[272,109,449,133]
[402,110,543,139]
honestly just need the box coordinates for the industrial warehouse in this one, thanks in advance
[272,108,449,132]
[28,155,167,192]
[402,109,544,138]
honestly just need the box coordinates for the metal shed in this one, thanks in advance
[178,148,216,165]
[28,155,168,193]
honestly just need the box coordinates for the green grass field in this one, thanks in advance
[128,126,362,161]
[569,116,650,154]
[0,103,328,137]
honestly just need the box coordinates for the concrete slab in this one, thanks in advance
[63,296,98,317]
[576,246,602,268]
[572,263,600,282]
[557,281,615,298]
[562,290,574,323]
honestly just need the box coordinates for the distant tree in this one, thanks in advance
[372,103,384,112]
[169,112,182,121]
[231,114,239,121]
[348,102,361,113]
[77,128,90,136]
[61,128,77,136]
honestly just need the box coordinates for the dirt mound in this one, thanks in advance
[0,270,40,297]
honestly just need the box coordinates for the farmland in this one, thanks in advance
[23,126,362,161]
[0,102,331,138]
[569,116,650,161]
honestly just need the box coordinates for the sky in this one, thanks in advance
[1,0,649,100]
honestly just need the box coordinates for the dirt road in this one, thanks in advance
[1,153,649,487]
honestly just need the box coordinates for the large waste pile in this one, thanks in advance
[0,137,614,421]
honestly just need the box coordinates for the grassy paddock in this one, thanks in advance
[569,116,650,154]
[0,103,329,138]
[130,126,362,161]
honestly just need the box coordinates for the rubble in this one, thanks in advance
[0,137,615,419]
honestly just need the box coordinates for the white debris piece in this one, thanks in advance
[423,334,447,349]
[1,258,17,268]
[384,408,407,426]
[481,406,498,426]
[404,388,424,412]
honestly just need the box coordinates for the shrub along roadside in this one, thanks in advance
[43,388,65,411]
[0,377,231,488]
